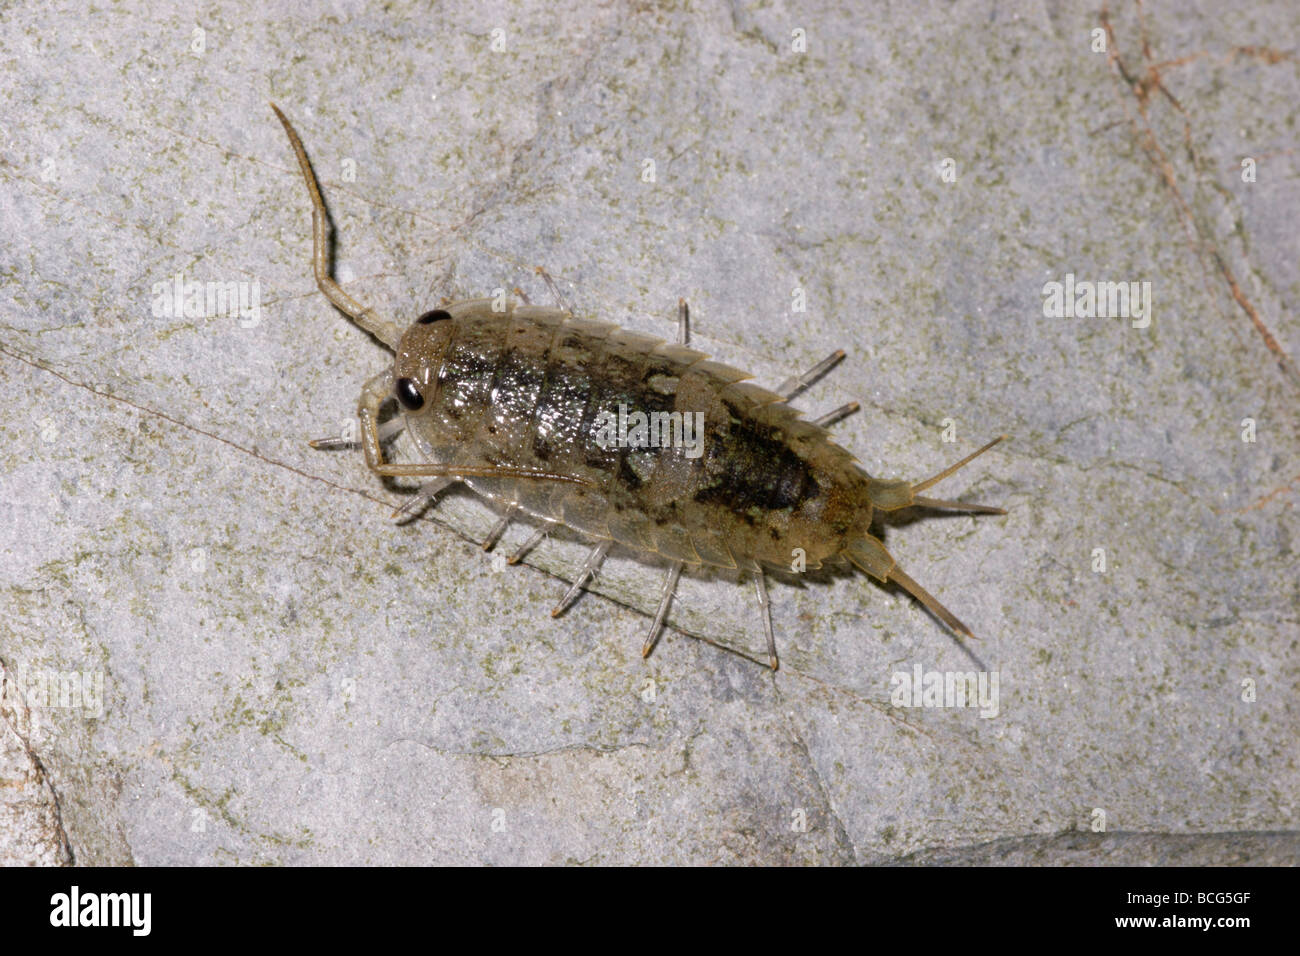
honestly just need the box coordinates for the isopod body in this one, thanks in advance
[395,300,864,571]
[272,104,1006,670]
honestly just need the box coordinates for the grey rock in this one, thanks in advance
[0,0,1295,864]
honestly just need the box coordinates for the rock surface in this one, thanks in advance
[1,0,1296,864]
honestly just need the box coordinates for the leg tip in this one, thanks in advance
[951,621,978,642]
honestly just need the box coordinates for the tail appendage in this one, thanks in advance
[845,436,1007,641]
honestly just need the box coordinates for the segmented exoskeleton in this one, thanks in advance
[272,105,1006,670]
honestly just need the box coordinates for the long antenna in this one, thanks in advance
[270,103,404,349]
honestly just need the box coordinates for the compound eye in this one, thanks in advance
[416,309,452,324]
[394,377,424,411]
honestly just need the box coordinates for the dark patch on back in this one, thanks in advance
[617,452,643,491]
[692,399,821,520]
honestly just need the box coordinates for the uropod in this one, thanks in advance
[271,105,1007,671]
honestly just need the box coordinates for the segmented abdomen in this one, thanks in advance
[404,304,865,570]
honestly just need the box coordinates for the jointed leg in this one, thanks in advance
[776,350,846,401]
[357,368,396,473]
[507,526,548,565]
[535,266,573,315]
[391,478,455,523]
[641,561,684,659]
[310,415,404,450]
[753,570,779,671]
[775,349,859,429]
[551,540,611,617]
[481,507,515,551]
[812,402,859,429]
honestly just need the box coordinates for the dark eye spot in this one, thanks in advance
[395,377,424,411]
[416,309,452,324]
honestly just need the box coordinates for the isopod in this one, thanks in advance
[271,104,1006,670]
